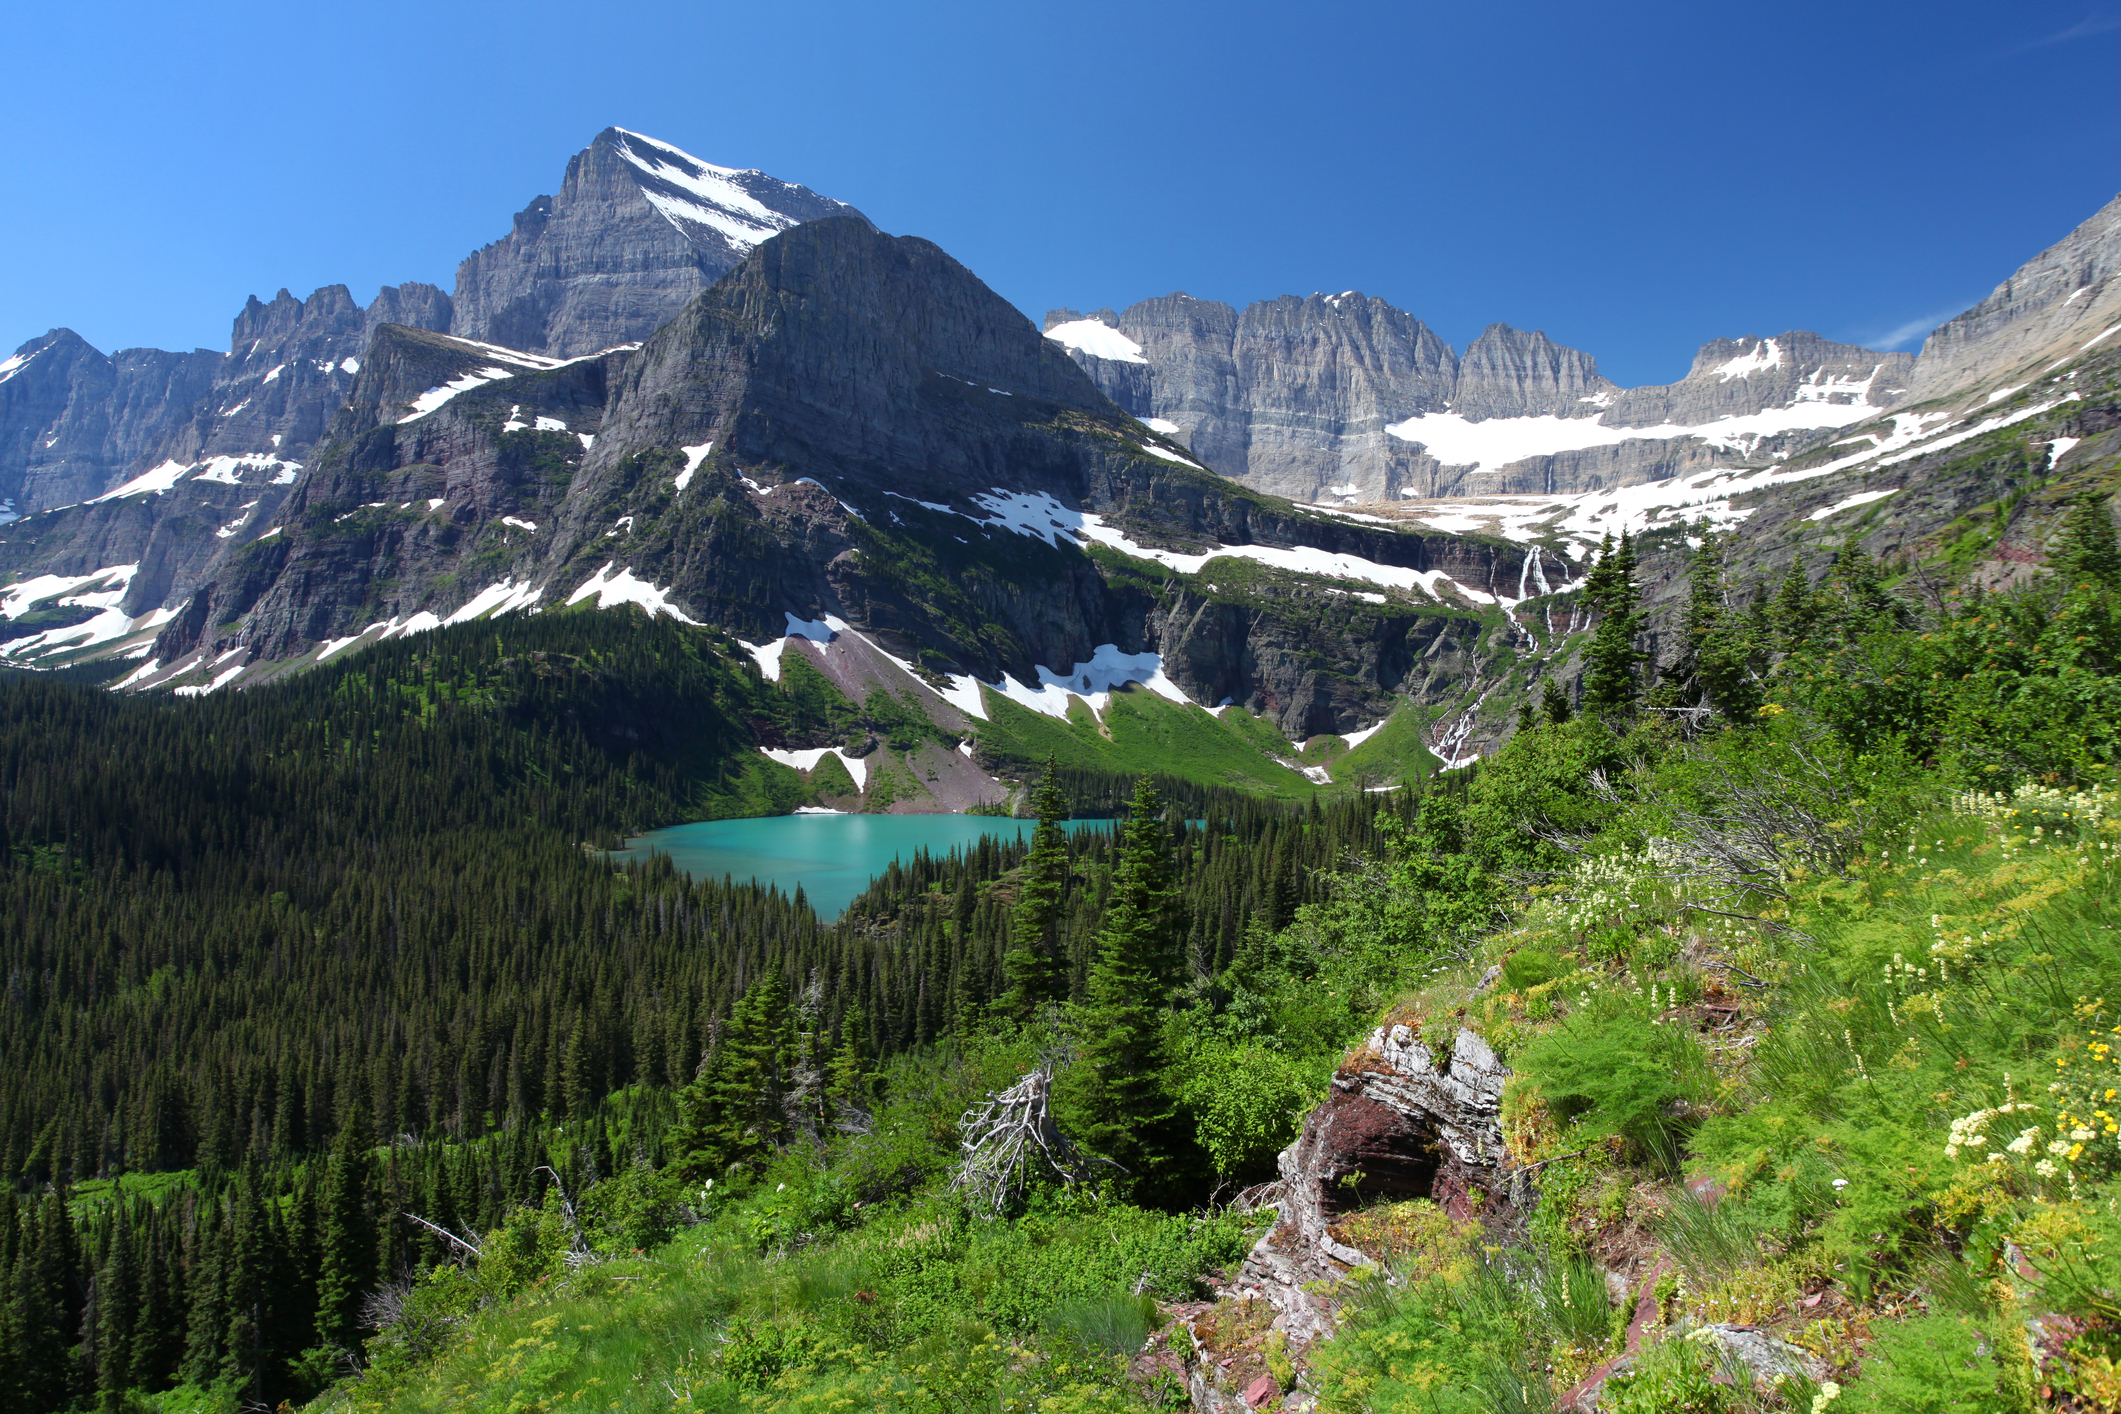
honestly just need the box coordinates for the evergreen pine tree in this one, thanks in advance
[1679,532,1726,679]
[1540,679,1572,727]
[12,1190,77,1411]
[825,1009,872,1128]
[1067,775,1181,1195]
[667,973,795,1178]
[1000,756,1072,1022]
[1677,532,1762,720]
[562,1011,593,1122]
[221,1160,280,1403]
[1581,531,1645,716]
[132,1212,182,1392]
[180,1205,228,1387]
[313,1112,378,1353]
[95,1211,139,1411]
[1772,558,1817,651]
[1822,538,1898,639]
[2052,491,2121,587]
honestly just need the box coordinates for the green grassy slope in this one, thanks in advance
[967,683,1326,800]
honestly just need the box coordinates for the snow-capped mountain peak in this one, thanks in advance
[607,127,835,252]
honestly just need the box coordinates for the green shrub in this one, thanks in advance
[1515,1012,1710,1168]
[1038,1291,1159,1356]
[1657,1186,1772,1288]
[1171,1038,1331,1180]
[1538,1253,1614,1350]
[1839,1315,2008,1414]
[1502,948,1564,991]
[1601,1334,1733,1414]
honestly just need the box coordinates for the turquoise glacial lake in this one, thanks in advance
[612,813,1114,920]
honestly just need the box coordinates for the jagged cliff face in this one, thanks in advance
[1046,300,1912,504]
[0,331,221,517]
[1908,192,2121,403]
[449,128,865,359]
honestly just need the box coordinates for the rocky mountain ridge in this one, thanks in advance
[1044,300,1913,504]
[4,136,2119,788]
[120,218,1543,785]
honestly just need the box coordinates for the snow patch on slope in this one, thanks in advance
[758,746,870,790]
[1385,365,1888,472]
[446,579,542,622]
[92,453,299,503]
[675,442,713,492]
[0,563,176,661]
[976,645,1190,721]
[1044,320,1146,364]
[961,488,1500,605]
[1807,489,1898,522]
[565,563,700,622]
[399,367,514,423]
[1713,339,1784,380]
[611,129,804,251]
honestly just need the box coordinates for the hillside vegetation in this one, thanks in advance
[0,484,2118,1414]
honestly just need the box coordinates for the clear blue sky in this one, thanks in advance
[6,0,2120,387]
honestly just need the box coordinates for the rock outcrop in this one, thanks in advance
[1228,1024,1514,1346]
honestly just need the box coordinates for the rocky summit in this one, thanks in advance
[450,127,866,358]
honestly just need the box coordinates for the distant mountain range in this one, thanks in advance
[1,130,2115,791]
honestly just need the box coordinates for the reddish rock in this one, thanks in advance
[1224,1025,1514,1345]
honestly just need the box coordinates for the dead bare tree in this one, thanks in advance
[400,1211,482,1260]
[1601,728,1881,900]
[951,1042,1110,1216]
[531,1165,601,1269]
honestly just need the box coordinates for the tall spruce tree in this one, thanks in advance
[132,1213,183,1393]
[1821,538,1899,640]
[1001,756,1072,1021]
[1677,532,1762,720]
[221,1161,280,1403]
[12,1190,77,1411]
[1581,531,1645,716]
[1772,558,1817,651]
[313,1112,379,1353]
[180,1205,228,1387]
[1067,775,1181,1194]
[1540,678,1572,727]
[667,973,796,1178]
[2052,490,2121,588]
[94,1212,139,1411]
